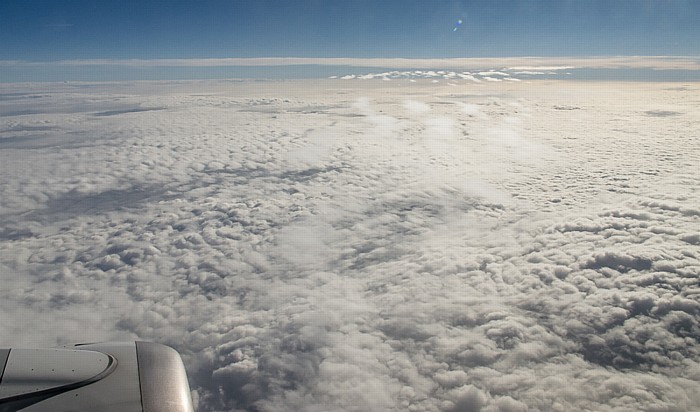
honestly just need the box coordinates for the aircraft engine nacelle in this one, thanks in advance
[0,341,194,412]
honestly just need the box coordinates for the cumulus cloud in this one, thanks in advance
[403,100,432,114]
[1,79,699,411]
[336,70,507,82]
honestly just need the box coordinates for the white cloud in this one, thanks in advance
[508,66,574,71]
[457,103,485,118]
[1,79,699,411]
[402,100,431,114]
[478,71,510,77]
[2,56,699,70]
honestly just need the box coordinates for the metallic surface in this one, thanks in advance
[136,341,194,412]
[0,349,112,399]
[0,342,194,412]
[0,349,9,384]
[16,342,142,412]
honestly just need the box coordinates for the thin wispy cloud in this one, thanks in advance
[2,56,699,70]
[1,2,700,411]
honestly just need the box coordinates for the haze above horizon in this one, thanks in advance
[1,1,699,82]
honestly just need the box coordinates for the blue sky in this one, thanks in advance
[2,0,699,60]
[1,1,700,82]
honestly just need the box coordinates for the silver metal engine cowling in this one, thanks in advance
[0,342,194,412]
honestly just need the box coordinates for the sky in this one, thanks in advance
[2,2,700,411]
[1,0,700,61]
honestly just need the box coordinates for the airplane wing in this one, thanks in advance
[0,342,194,412]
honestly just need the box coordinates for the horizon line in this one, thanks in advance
[2,56,700,70]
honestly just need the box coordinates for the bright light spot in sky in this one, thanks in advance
[453,19,463,32]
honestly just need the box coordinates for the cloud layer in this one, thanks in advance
[2,56,700,70]
[1,79,699,411]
